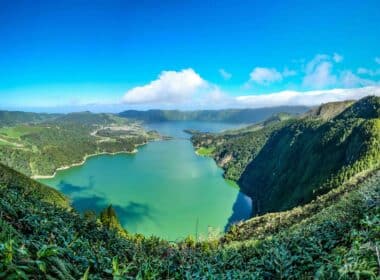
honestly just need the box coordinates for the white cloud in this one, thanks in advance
[358,67,370,75]
[246,67,297,88]
[121,61,380,109]
[357,67,380,76]
[301,53,376,89]
[38,86,380,111]
[121,68,379,108]
[283,67,297,77]
[120,54,380,109]
[333,53,343,63]
[340,71,378,87]
[249,67,283,85]
[219,69,232,80]
[303,55,337,88]
[122,68,234,109]
[304,54,330,73]
[235,86,380,108]
[123,69,208,105]
[375,57,380,64]
[192,88,235,108]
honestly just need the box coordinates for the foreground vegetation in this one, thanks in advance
[0,112,160,177]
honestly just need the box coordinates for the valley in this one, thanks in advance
[0,98,379,278]
[2,1,379,278]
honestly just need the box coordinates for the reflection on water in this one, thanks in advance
[60,177,252,234]
[58,178,94,195]
[59,179,158,232]
[73,195,157,232]
[225,192,252,231]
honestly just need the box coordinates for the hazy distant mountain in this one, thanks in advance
[119,106,309,123]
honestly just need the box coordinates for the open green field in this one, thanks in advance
[196,146,215,156]
[0,136,24,147]
[0,139,12,146]
[0,125,45,139]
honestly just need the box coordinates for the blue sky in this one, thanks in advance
[1,0,380,112]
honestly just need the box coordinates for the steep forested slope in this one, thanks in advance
[0,163,68,208]
[191,113,295,180]
[239,96,380,214]
[304,100,354,120]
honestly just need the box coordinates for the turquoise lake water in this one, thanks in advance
[40,121,252,241]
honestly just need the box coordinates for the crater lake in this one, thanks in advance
[39,121,252,241]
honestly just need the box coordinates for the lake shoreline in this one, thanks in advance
[32,134,171,180]
[31,144,145,180]
[36,121,252,239]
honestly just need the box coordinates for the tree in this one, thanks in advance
[99,205,126,236]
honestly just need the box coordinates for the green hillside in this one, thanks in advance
[0,112,160,177]
[304,100,355,120]
[191,114,294,180]
[0,111,60,126]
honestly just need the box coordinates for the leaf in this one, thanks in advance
[37,245,59,259]
[80,266,90,280]
[36,260,47,273]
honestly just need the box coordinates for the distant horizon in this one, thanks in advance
[0,91,376,114]
[0,104,311,114]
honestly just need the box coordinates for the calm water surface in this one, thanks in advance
[40,122,251,240]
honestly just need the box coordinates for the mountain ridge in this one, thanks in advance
[119,106,309,123]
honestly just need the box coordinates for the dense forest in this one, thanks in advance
[119,106,308,123]
[0,112,160,176]
[0,97,379,278]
